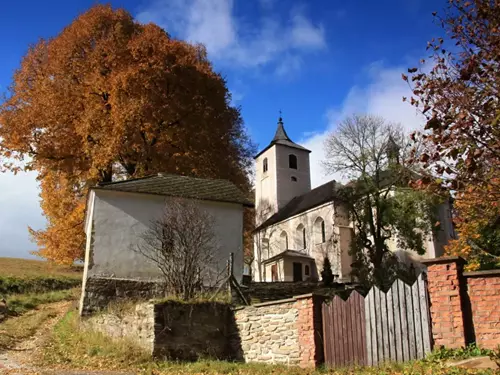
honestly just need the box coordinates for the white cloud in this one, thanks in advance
[299,62,426,188]
[136,0,326,72]
[0,170,44,258]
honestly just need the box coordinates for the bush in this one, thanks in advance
[321,257,334,286]
[0,276,81,296]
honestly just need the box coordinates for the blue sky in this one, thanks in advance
[0,0,443,258]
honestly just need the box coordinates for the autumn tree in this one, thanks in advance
[446,180,500,270]
[0,5,254,264]
[323,115,441,288]
[405,0,500,265]
[405,0,500,196]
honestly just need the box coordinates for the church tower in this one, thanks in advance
[255,117,311,224]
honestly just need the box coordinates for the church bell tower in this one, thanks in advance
[254,117,311,225]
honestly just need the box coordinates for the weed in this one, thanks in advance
[426,344,493,362]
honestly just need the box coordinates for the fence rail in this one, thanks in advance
[322,273,432,367]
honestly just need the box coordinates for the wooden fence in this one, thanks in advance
[322,273,432,367]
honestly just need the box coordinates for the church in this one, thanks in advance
[252,117,454,283]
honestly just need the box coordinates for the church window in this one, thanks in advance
[291,176,297,182]
[314,217,326,243]
[280,231,288,250]
[295,224,306,249]
[263,158,268,173]
[262,238,270,258]
[305,265,310,276]
[289,154,297,169]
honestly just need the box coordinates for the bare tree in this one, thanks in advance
[134,199,220,300]
[323,114,440,288]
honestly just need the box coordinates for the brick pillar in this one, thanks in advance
[294,294,324,368]
[420,256,467,349]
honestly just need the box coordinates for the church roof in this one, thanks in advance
[254,117,311,159]
[254,180,341,232]
[93,173,254,207]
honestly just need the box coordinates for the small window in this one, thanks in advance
[263,158,268,173]
[289,154,297,169]
[305,265,310,276]
[321,221,326,243]
[302,227,307,249]
[291,176,297,182]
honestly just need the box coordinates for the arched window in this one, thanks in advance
[263,158,268,173]
[305,265,310,276]
[262,238,270,259]
[296,224,306,249]
[291,176,297,182]
[314,217,326,243]
[280,231,288,250]
[289,154,297,169]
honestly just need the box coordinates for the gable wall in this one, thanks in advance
[85,190,244,283]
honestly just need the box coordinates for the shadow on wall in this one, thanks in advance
[153,301,243,361]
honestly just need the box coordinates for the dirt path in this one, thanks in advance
[0,301,134,375]
[0,300,73,373]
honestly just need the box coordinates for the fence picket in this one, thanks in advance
[321,274,432,369]
[418,273,432,355]
[365,289,373,366]
[398,279,410,362]
[412,277,424,359]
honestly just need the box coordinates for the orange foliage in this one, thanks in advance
[445,179,500,271]
[0,5,254,264]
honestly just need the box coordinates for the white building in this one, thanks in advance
[79,173,252,314]
[252,118,455,283]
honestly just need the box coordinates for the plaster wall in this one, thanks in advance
[84,190,244,283]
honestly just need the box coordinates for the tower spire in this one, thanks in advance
[273,112,290,142]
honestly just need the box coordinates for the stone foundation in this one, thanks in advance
[80,277,166,315]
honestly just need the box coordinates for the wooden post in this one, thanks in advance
[229,252,234,277]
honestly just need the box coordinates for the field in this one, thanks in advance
[0,257,83,279]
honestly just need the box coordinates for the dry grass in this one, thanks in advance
[0,257,82,279]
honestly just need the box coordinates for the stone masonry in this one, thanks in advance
[234,300,300,364]
[234,293,323,368]
[84,301,155,354]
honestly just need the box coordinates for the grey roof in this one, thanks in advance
[254,117,311,159]
[262,249,314,264]
[255,180,341,232]
[93,173,253,207]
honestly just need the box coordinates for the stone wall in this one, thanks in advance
[234,294,323,367]
[422,257,500,350]
[84,294,324,368]
[84,301,155,353]
[154,301,238,361]
[80,277,166,315]
[234,299,300,364]
[243,281,348,303]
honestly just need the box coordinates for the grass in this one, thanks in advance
[5,288,79,316]
[0,257,82,296]
[37,311,496,375]
[426,344,494,362]
[0,257,83,278]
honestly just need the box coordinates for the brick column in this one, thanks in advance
[420,256,467,349]
[294,294,324,368]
